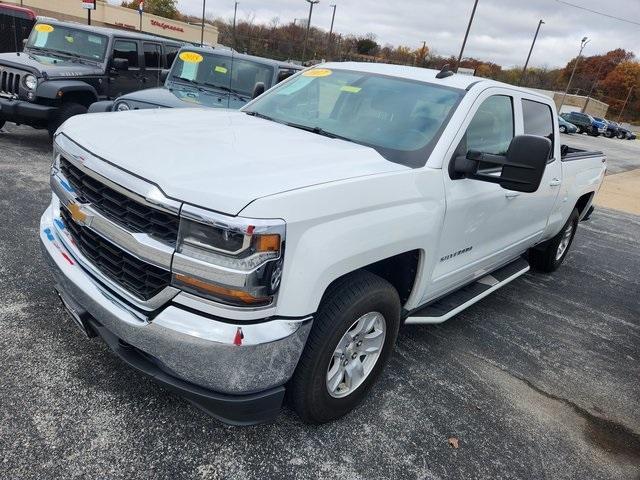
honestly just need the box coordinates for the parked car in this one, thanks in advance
[558,115,577,134]
[593,117,618,138]
[0,19,181,137]
[560,111,605,136]
[615,123,636,140]
[89,47,302,113]
[0,3,36,53]
[41,63,605,425]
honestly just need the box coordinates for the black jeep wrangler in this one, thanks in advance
[0,20,181,137]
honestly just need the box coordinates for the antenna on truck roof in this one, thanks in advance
[436,64,455,79]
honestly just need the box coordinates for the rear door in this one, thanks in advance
[109,38,142,97]
[141,41,163,87]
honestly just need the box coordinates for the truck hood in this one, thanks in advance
[60,109,407,215]
[119,85,249,110]
[0,52,102,77]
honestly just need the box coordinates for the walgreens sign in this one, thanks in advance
[150,19,184,33]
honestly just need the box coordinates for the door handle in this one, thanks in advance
[505,191,520,198]
[549,178,561,187]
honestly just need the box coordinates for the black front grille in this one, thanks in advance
[0,68,21,96]
[61,207,171,300]
[59,157,179,245]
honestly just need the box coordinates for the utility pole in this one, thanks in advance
[302,0,320,64]
[233,2,239,51]
[200,0,207,46]
[616,85,634,123]
[558,36,589,113]
[519,19,544,85]
[328,4,337,59]
[582,60,605,114]
[456,0,479,71]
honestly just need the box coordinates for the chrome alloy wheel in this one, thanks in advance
[556,222,574,261]
[326,311,386,398]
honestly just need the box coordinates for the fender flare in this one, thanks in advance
[36,81,98,102]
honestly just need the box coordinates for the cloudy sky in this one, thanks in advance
[160,0,640,68]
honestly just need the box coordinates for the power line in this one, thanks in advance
[555,0,640,27]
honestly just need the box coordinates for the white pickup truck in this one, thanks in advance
[40,63,606,425]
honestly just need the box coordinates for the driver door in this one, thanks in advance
[108,39,141,98]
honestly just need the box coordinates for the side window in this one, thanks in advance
[166,45,180,66]
[276,68,297,84]
[143,42,162,69]
[455,95,514,173]
[522,99,554,159]
[113,40,138,67]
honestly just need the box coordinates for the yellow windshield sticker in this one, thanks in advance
[340,85,361,93]
[179,51,203,63]
[214,66,228,74]
[302,68,333,78]
[65,35,74,44]
[35,24,54,33]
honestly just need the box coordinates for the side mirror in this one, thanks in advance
[160,69,170,83]
[252,82,266,99]
[112,58,129,71]
[22,38,28,47]
[453,135,551,193]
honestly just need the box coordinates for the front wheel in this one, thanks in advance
[559,125,567,134]
[48,102,87,139]
[529,208,579,272]
[288,270,400,424]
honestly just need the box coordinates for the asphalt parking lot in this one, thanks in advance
[0,124,639,480]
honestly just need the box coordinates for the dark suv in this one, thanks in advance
[560,111,605,137]
[0,20,181,137]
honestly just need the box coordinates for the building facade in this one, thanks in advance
[1,0,218,45]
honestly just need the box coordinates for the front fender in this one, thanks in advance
[88,100,114,113]
[36,80,98,101]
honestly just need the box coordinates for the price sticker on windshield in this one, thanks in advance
[214,66,228,74]
[35,24,54,33]
[341,86,361,93]
[179,51,203,63]
[302,68,333,78]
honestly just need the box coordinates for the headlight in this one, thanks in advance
[172,205,285,307]
[115,101,130,111]
[24,74,37,90]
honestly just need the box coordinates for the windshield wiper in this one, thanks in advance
[245,111,278,122]
[285,122,356,144]
[204,83,246,101]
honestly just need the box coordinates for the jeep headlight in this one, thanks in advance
[115,101,130,111]
[171,205,285,307]
[24,74,37,90]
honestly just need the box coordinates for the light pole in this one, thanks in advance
[200,0,207,46]
[328,4,337,59]
[582,60,604,113]
[558,36,589,113]
[519,19,544,85]
[302,0,320,64]
[616,85,634,123]
[233,2,239,51]
[456,0,479,71]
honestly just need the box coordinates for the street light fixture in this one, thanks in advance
[558,36,590,113]
[302,0,320,64]
[519,19,544,85]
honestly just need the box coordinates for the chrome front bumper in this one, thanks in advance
[40,203,312,397]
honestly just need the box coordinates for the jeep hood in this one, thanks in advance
[0,52,102,77]
[119,85,249,110]
[60,109,407,215]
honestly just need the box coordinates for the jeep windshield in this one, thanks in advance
[170,51,274,98]
[26,23,108,62]
[242,67,464,167]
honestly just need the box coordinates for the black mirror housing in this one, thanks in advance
[453,135,551,193]
[252,82,266,99]
[112,58,129,71]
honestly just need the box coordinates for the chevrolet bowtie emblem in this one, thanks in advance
[68,202,87,224]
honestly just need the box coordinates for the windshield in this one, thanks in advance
[26,23,108,61]
[243,67,464,167]
[170,51,274,97]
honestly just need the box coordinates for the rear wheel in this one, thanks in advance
[617,131,626,139]
[529,208,579,272]
[289,270,400,424]
[48,102,87,139]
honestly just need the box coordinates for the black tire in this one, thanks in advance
[0,119,5,131]
[604,130,613,138]
[617,132,626,139]
[48,102,87,138]
[289,270,401,424]
[559,125,567,134]
[529,208,579,273]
